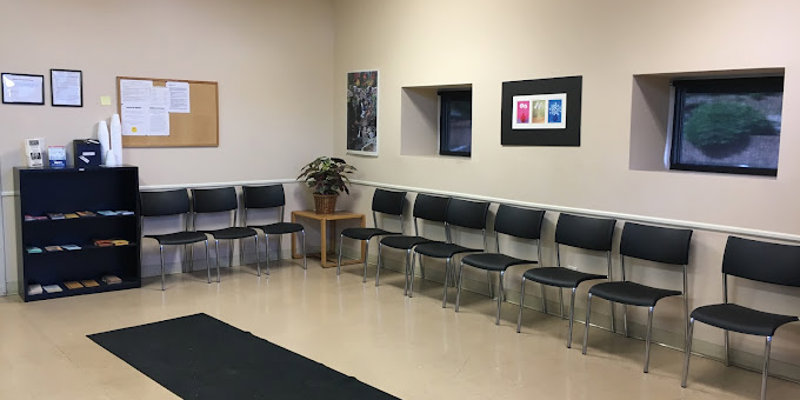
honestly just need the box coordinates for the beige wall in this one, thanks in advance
[0,0,335,287]
[332,0,800,378]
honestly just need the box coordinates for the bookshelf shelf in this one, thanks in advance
[14,166,141,301]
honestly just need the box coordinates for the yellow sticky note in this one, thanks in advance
[100,96,111,106]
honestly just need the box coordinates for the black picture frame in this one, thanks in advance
[50,69,83,107]
[1,73,45,105]
[501,76,582,146]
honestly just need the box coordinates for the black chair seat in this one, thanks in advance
[691,303,798,337]
[589,281,681,307]
[381,235,432,250]
[523,267,606,288]
[202,227,257,240]
[462,253,535,271]
[342,227,397,240]
[255,222,304,235]
[145,231,208,246]
[414,242,479,258]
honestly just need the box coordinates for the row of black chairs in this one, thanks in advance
[337,189,800,400]
[140,184,307,290]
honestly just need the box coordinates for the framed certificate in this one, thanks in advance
[51,69,83,107]
[1,73,45,105]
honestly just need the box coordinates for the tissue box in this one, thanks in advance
[72,139,101,167]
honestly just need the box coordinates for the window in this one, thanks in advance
[669,76,783,176]
[439,90,472,157]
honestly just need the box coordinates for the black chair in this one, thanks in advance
[517,213,616,348]
[191,187,260,280]
[242,184,306,274]
[376,194,450,293]
[456,205,545,325]
[337,188,406,282]
[412,198,490,307]
[582,222,692,373]
[682,236,800,400]
[141,189,210,291]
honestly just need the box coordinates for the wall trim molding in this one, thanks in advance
[351,179,800,243]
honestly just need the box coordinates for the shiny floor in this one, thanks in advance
[2,260,799,400]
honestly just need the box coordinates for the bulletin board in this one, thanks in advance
[117,76,219,147]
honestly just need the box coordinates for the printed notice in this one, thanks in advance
[120,79,153,105]
[121,104,149,136]
[51,70,82,106]
[166,81,190,113]
[149,86,170,136]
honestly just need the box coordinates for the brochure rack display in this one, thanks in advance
[14,166,141,301]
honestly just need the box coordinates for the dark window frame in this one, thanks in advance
[438,90,472,157]
[669,76,783,177]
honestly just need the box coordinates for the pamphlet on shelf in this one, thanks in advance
[47,213,65,220]
[80,280,99,287]
[48,146,67,168]
[24,215,48,221]
[97,210,118,216]
[61,244,82,251]
[44,245,63,252]
[63,281,83,290]
[94,239,114,247]
[42,284,63,293]
[24,138,45,168]
[76,211,96,217]
[116,210,134,216]
[102,275,122,285]
[64,213,79,219]
[26,246,42,254]
[27,284,43,295]
[111,239,129,246]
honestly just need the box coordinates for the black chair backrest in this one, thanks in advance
[242,185,286,209]
[620,222,692,265]
[446,198,490,230]
[722,236,800,287]
[372,189,406,216]
[192,187,238,214]
[141,189,190,217]
[413,194,449,222]
[494,205,545,239]
[555,213,615,251]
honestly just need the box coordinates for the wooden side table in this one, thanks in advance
[291,210,366,268]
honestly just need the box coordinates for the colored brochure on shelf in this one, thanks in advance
[42,284,63,293]
[61,244,82,251]
[80,279,100,287]
[47,213,65,220]
[116,210,134,216]
[101,275,122,285]
[97,210,118,216]
[111,239,129,246]
[44,245,64,252]
[64,213,79,219]
[27,284,43,295]
[26,246,42,254]
[75,211,97,217]
[63,281,83,290]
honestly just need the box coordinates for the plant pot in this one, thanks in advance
[313,194,338,214]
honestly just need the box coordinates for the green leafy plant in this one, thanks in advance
[684,101,774,149]
[297,156,356,195]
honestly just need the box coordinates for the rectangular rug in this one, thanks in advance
[88,313,398,399]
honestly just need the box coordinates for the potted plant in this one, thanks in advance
[297,156,357,214]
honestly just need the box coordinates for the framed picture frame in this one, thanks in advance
[50,69,83,107]
[501,76,582,146]
[1,73,45,105]
[346,70,378,156]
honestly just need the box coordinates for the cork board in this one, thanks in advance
[117,77,219,147]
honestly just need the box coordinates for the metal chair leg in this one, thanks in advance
[541,283,548,315]
[455,261,465,312]
[582,293,593,355]
[517,277,527,333]
[624,304,630,337]
[559,288,565,319]
[496,270,505,325]
[442,257,452,308]
[212,240,219,283]
[363,240,370,283]
[210,240,217,283]
[375,242,384,286]
[409,251,418,298]
[762,336,773,400]
[725,330,731,367]
[301,230,307,270]
[487,270,494,299]
[644,306,654,373]
[264,234,270,275]
[254,235,261,276]
[337,234,344,276]
[567,287,577,348]
[159,245,166,291]
[681,318,695,388]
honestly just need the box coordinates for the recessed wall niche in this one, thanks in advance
[401,84,472,156]
[628,68,784,172]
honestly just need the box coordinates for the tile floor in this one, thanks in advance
[1,260,799,399]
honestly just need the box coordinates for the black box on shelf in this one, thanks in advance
[72,139,101,168]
